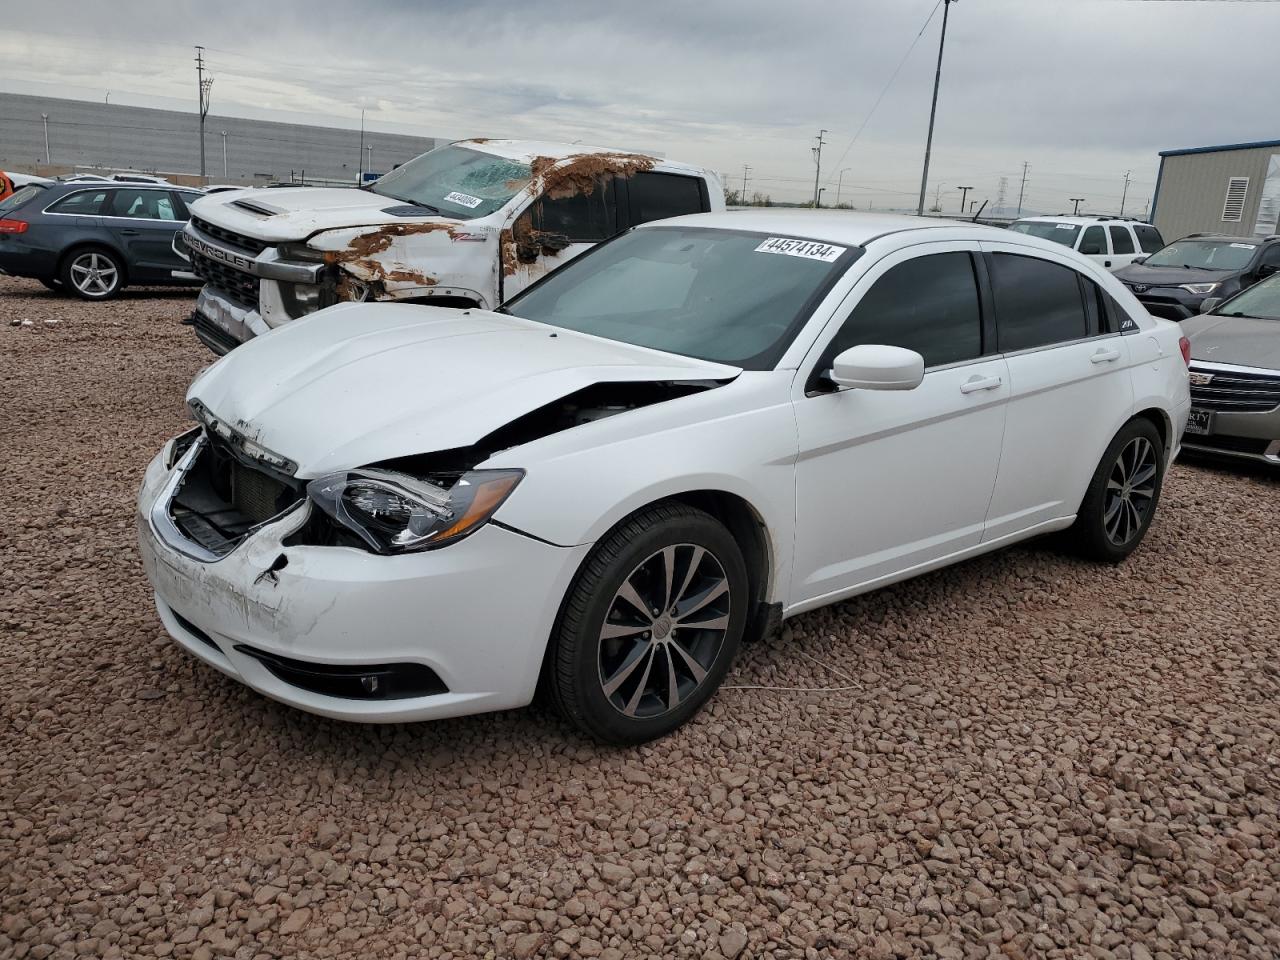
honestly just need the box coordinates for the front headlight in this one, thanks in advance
[1179,282,1220,295]
[162,426,202,469]
[307,467,523,553]
[277,242,326,263]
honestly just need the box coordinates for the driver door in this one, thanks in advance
[503,176,619,300]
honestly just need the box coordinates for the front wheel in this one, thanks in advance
[1071,418,1166,562]
[547,502,749,744]
[61,248,124,301]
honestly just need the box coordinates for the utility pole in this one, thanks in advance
[811,130,827,207]
[836,167,850,207]
[366,144,374,179]
[1016,161,1030,216]
[359,108,366,183]
[221,131,228,179]
[916,0,956,217]
[195,46,213,182]
[933,182,944,211]
[41,113,50,164]
[1119,170,1132,217]
[741,164,752,204]
[958,185,973,213]
[1070,197,1085,215]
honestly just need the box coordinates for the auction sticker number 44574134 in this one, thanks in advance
[754,237,846,262]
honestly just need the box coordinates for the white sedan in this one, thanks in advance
[137,210,1191,743]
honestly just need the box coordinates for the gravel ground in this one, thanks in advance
[2,272,1279,960]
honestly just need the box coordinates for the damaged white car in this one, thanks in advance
[139,211,1190,743]
[180,139,722,354]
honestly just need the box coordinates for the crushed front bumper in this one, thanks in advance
[136,447,589,722]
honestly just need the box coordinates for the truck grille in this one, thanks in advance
[190,249,260,310]
[190,217,270,256]
[1189,366,1280,413]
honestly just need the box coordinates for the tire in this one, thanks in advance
[1070,418,1166,563]
[60,247,124,301]
[547,502,749,744]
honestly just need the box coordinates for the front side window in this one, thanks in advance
[990,253,1088,351]
[1008,221,1081,248]
[506,227,857,370]
[1134,224,1164,253]
[48,190,108,215]
[527,176,617,242]
[1079,226,1108,256]
[827,252,983,368]
[1259,245,1280,270]
[1109,226,1136,254]
[1144,239,1256,270]
[627,172,706,226]
[369,145,531,219]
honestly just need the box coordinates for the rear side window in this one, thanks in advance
[109,188,178,220]
[1134,224,1164,253]
[48,190,109,215]
[829,252,983,368]
[1079,226,1107,256]
[1109,226,1136,254]
[990,253,1088,351]
[627,172,707,226]
[0,184,45,214]
[529,177,617,242]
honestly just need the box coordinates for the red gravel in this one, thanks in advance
[2,273,1278,959]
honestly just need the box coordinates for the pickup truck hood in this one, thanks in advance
[188,188,462,243]
[188,303,740,477]
[1182,312,1280,369]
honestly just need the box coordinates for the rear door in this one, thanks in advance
[1107,224,1142,271]
[979,241,1135,540]
[1077,224,1112,269]
[102,188,185,281]
[504,176,619,299]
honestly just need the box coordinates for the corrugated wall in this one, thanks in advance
[0,92,438,184]
[1153,146,1280,241]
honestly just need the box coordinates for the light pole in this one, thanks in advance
[836,168,851,207]
[1119,170,1132,217]
[958,185,973,212]
[916,0,957,216]
[1070,197,1085,215]
[221,131,228,179]
[933,182,945,211]
[816,187,826,209]
[358,108,366,183]
[811,129,827,207]
[366,145,374,180]
[41,113,50,164]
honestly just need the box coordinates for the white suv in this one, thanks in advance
[1009,216,1164,273]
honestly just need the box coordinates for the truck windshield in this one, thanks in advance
[505,226,858,371]
[1144,240,1257,271]
[1008,221,1081,247]
[369,146,531,220]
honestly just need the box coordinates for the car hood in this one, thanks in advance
[1182,312,1280,369]
[187,303,741,477]
[188,187,464,243]
[1112,262,1226,287]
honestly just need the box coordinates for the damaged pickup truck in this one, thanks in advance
[180,139,722,354]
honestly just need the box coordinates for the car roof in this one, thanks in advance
[453,139,707,177]
[1175,234,1272,244]
[1014,215,1146,226]
[45,181,175,192]
[637,209,1004,247]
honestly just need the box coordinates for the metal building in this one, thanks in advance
[1151,139,1280,242]
[0,92,439,185]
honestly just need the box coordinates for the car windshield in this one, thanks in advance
[1214,275,1280,321]
[505,226,857,370]
[1009,221,1081,247]
[0,184,45,214]
[368,145,531,220]
[1144,239,1257,270]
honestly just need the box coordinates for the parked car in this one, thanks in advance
[1113,233,1280,321]
[9,172,54,188]
[1180,274,1280,465]
[138,211,1190,742]
[60,173,172,185]
[0,181,204,298]
[180,139,723,354]
[1008,216,1163,272]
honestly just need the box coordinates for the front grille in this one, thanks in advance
[1135,295,1190,321]
[1184,434,1272,456]
[190,217,269,256]
[1189,366,1280,413]
[190,248,260,310]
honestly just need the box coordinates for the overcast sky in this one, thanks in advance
[3,0,1279,213]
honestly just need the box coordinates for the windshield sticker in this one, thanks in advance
[1230,242,1256,249]
[754,237,846,262]
[1055,223,1076,230]
[443,191,484,209]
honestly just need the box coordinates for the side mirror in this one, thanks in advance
[1199,297,1222,314]
[515,238,539,264]
[538,232,572,253]
[829,344,925,391]
[1257,263,1278,278]
[1132,255,1148,265]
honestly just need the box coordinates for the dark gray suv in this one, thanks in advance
[0,181,204,300]
[1113,234,1280,321]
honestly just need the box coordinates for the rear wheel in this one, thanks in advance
[61,248,124,301]
[547,502,749,744]
[1071,418,1165,562]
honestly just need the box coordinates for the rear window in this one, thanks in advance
[0,184,45,214]
[48,190,110,215]
[1134,224,1164,254]
[1008,221,1081,248]
[627,172,707,226]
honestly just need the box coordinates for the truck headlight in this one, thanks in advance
[1179,282,1220,295]
[307,467,523,553]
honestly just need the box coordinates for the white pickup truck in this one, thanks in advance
[181,140,724,353]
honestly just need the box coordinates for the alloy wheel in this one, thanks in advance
[69,252,119,297]
[1103,436,1157,546]
[597,543,732,719]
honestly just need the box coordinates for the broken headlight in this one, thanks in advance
[306,467,523,554]
[162,426,202,469]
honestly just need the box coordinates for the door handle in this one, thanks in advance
[1091,347,1121,364]
[1104,260,1112,267]
[119,229,141,236]
[960,375,1003,394]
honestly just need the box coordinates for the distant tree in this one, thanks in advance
[724,187,742,206]
[750,191,773,207]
